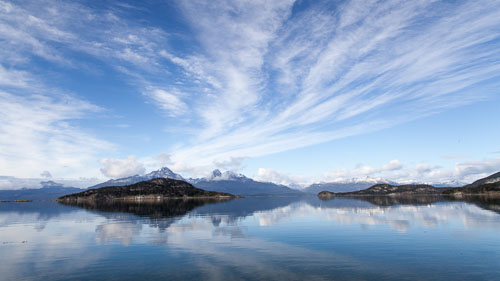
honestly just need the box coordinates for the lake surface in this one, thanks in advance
[1,196,500,281]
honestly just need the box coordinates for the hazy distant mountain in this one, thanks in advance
[0,181,83,201]
[463,171,500,188]
[317,171,500,198]
[440,171,500,196]
[190,170,303,196]
[88,167,184,189]
[432,180,468,188]
[318,184,443,199]
[303,178,396,194]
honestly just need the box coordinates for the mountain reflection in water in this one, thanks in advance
[1,196,500,281]
[58,198,235,219]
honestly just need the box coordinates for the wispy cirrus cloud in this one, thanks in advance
[1,0,499,180]
[143,88,189,117]
[0,90,112,178]
[0,1,115,178]
[99,155,145,178]
[0,0,169,178]
[163,0,500,173]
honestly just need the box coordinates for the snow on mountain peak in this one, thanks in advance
[146,167,183,180]
[210,169,222,179]
[206,170,246,181]
[326,177,394,184]
[88,166,184,189]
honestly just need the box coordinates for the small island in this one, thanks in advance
[57,178,240,203]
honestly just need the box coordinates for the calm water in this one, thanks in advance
[1,196,500,281]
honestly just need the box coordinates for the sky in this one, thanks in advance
[0,0,499,188]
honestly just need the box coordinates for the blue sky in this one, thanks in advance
[0,0,499,188]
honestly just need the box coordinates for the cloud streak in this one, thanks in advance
[0,91,112,178]
[99,155,145,178]
[1,0,499,179]
[164,0,500,172]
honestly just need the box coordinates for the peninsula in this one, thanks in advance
[57,178,240,203]
[318,171,500,199]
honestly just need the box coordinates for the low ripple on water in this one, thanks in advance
[0,197,500,281]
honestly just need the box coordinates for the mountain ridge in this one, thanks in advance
[317,171,500,199]
[89,167,302,196]
[303,178,397,194]
[0,181,83,201]
[88,167,184,189]
[191,170,302,196]
[463,171,500,188]
[58,178,239,202]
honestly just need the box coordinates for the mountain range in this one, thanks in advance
[189,169,302,196]
[84,168,301,196]
[88,167,184,189]
[0,181,83,201]
[303,178,398,194]
[85,168,398,196]
[318,172,500,199]
[2,166,497,200]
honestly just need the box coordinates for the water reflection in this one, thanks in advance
[55,196,500,244]
[1,196,500,280]
[58,198,234,219]
[318,195,500,214]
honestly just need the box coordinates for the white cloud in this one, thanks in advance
[214,157,248,170]
[324,159,403,180]
[388,158,500,184]
[143,89,188,117]
[99,155,145,178]
[0,65,37,89]
[1,0,499,181]
[0,91,112,178]
[382,160,404,172]
[453,158,500,181]
[256,168,309,188]
[40,171,52,178]
[441,154,468,160]
[152,153,172,167]
[165,0,500,169]
[256,157,500,187]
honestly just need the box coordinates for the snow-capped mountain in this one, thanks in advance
[89,167,301,196]
[395,178,468,187]
[146,167,184,180]
[88,167,184,189]
[303,177,396,194]
[190,170,302,196]
[431,180,468,187]
[189,169,249,183]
